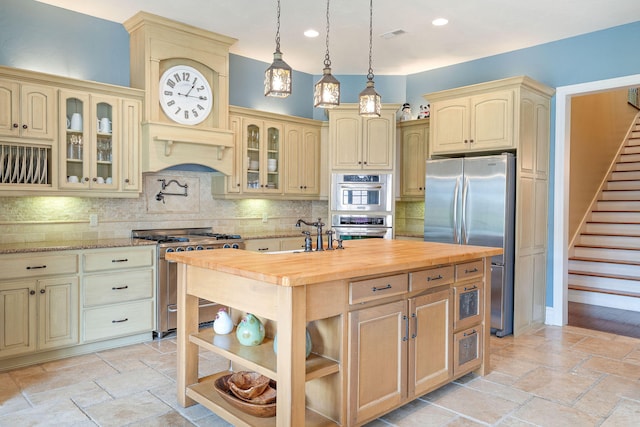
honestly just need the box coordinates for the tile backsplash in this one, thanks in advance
[0,171,328,244]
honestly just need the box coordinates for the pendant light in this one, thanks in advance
[358,0,381,117]
[264,0,292,97]
[313,0,340,108]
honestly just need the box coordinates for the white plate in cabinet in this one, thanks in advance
[83,247,154,272]
[83,299,153,342]
[83,270,153,307]
[0,253,78,280]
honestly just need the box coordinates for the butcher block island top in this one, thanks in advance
[167,239,502,427]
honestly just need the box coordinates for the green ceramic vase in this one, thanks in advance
[273,328,312,358]
[235,313,265,346]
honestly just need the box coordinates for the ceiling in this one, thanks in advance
[36,0,640,75]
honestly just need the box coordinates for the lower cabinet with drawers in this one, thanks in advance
[347,258,487,425]
[0,244,156,370]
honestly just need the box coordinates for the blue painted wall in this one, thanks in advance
[2,0,640,307]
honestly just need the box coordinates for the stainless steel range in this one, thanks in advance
[132,228,244,337]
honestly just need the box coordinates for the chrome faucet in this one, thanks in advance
[295,218,325,251]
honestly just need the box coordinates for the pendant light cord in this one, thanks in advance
[323,0,331,68]
[367,0,374,81]
[275,0,282,53]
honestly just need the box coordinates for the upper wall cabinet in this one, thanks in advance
[0,79,56,142]
[398,119,429,201]
[212,106,323,200]
[329,104,399,171]
[0,66,143,197]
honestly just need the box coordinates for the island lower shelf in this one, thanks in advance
[187,371,339,427]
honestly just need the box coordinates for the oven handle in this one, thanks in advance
[333,228,390,237]
[339,184,383,189]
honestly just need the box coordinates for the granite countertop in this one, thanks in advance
[166,239,502,287]
[0,238,156,254]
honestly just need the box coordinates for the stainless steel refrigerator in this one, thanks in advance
[424,154,515,337]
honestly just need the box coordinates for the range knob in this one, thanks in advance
[176,247,185,252]
[195,245,204,250]
[223,243,231,248]
[186,246,195,251]
[165,248,175,253]
[232,243,240,249]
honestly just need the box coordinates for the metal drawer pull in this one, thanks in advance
[26,265,47,270]
[112,285,129,290]
[402,315,409,341]
[427,274,443,282]
[463,329,477,337]
[411,312,417,339]
[464,285,478,292]
[112,318,129,323]
[372,284,392,292]
[111,258,129,263]
[464,267,479,274]
[198,302,219,308]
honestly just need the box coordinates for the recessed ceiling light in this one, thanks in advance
[432,18,449,26]
[304,29,319,38]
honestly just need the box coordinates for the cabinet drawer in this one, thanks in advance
[453,282,483,331]
[84,270,153,307]
[455,259,483,281]
[410,265,454,292]
[0,253,78,279]
[83,300,153,342]
[350,274,408,305]
[453,325,483,376]
[83,247,154,272]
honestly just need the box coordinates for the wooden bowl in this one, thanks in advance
[227,371,270,400]
[213,374,276,418]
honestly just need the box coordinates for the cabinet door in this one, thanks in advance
[409,289,451,397]
[21,83,56,141]
[37,276,79,350]
[348,299,407,425]
[244,238,281,252]
[91,95,119,190]
[59,90,91,189]
[431,99,469,154]
[0,79,20,137]
[121,98,141,192]
[0,280,36,358]
[400,123,428,198]
[470,90,514,151]
[331,113,361,169]
[363,115,393,170]
[284,124,320,195]
[244,119,283,193]
[225,115,243,193]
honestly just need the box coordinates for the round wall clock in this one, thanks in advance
[158,65,213,125]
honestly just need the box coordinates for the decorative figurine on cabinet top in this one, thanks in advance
[213,308,234,335]
[236,313,265,346]
[400,103,412,121]
[417,104,430,119]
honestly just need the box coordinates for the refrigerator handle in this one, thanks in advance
[461,176,469,245]
[453,177,460,244]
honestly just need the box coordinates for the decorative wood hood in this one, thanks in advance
[124,12,237,174]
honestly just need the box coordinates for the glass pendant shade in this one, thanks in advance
[264,50,292,97]
[358,80,381,117]
[359,0,380,117]
[314,67,340,108]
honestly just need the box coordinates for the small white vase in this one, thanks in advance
[213,308,233,335]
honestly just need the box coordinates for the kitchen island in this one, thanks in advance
[167,239,502,426]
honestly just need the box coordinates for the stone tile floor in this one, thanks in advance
[1,325,639,426]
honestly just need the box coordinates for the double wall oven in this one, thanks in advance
[331,173,393,240]
[132,228,244,337]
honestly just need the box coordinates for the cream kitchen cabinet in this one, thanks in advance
[212,106,323,200]
[426,76,554,336]
[82,246,156,342]
[430,90,514,154]
[283,123,321,196]
[0,252,79,360]
[58,91,142,194]
[0,78,56,141]
[398,119,429,200]
[329,104,399,171]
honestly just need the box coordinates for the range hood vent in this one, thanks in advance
[141,122,234,175]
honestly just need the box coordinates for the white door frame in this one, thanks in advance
[549,73,640,326]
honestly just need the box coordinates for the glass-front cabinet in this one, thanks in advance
[244,119,282,193]
[59,91,118,191]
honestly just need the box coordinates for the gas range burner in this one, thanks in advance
[137,235,190,243]
[190,232,242,240]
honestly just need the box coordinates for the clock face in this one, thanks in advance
[158,65,213,125]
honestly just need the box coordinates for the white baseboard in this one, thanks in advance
[545,305,564,326]
[568,290,640,312]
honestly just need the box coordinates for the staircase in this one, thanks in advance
[569,114,640,302]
